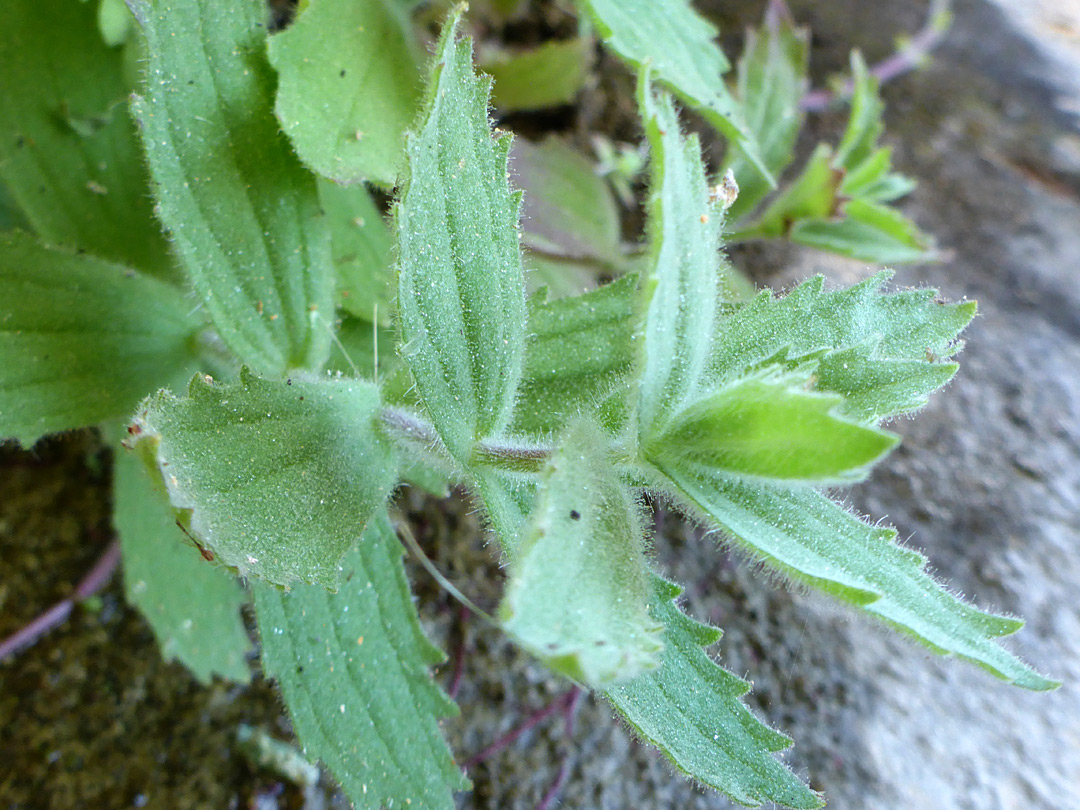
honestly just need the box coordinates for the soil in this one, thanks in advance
[2,1,1078,808]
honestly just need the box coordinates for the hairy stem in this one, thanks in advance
[380,406,555,469]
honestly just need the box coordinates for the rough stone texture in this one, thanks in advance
[2,1,1078,809]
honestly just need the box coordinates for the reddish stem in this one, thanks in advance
[0,540,121,662]
[464,689,576,770]
[534,688,584,810]
[801,0,951,112]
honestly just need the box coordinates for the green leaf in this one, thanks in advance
[729,51,934,263]
[578,0,769,181]
[254,511,468,809]
[840,146,916,202]
[0,182,30,235]
[130,370,397,587]
[129,0,334,375]
[789,197,934,265]
[268,0,421,187]
[513,274,637,435]
[472,468,537,554]
[814,345,959,423]
[318,179,394,325]
[635,81,727,441]
[98,0,135,48]
[483,38,591,113]
[650,371,898,484]
[0,0,173,279]
[500,418,662,687]
[0,232,200,447]
[604,575,822,809]
[395,10,527,463]
[834,52,884,171]
[113,432,251,684]
[709,272,976,422]
[511,137,621,263]
[723,3,809,222]
[733,144,841,240]
[659,469,1058,691]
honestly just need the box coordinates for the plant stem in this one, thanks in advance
[380,406,555,468]
[0,540,121,662]
[463,689,578,770]
[801,0,952,112]
[535,687,585,810]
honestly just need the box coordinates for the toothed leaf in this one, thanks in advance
[709,272,977,422]
[501,418,663,687]
[130,370,397,587]
[268,0,421,187]
[395,11,527,463]
[0,232,200,447]
[605,575,822,808]
[254,511,468,809]
[658,468,1058,691]
[130,0,334,374]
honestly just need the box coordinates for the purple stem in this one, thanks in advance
[534,688,584,810]
[464,689,576,770]
[0,540,121,662]
[801,1,951,112]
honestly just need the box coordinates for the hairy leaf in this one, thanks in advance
[0,0,173,279]
[396,11,527,462]
[501,418,662,686]
[113,432,251,684]
[724,3,809,222]
[511,137,621,263]
[319,179,394,325]
[650,371,898,484]
[130,0,334,374]
[472,468,537,554]
[513,274,637,435]
[579,0,767,179]
[131,370,397,587]
[709,272,976,422]
[268,0,421,186]
[659,468,1058,691]
[0,232,200,447]
[636,81,725,440]
[484,38,591,113]
[254,512,467,809]
[605,575,822,808]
